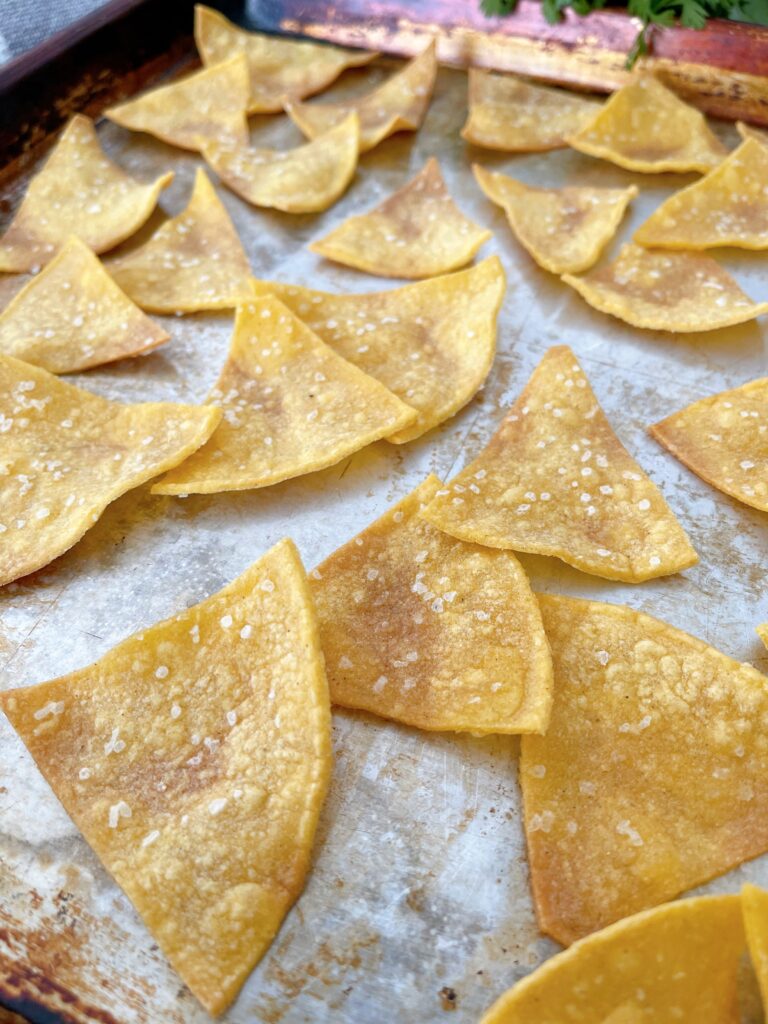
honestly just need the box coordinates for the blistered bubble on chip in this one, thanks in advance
[743,883,768,1013]
[204,113,359,213]
[474,165,637,274]
[108,169,252,313]
[462,69,601,152]
[650,377,768,511]
[0,354,220,587]
[480,894,745,1024]
[250,256,504,443]
[194,4,377,114]
[152,295,416,495]
[0,115,173,273]
[311,475,553,734]
[568,74,726,173]
[421,346,696,582]
[521,593,768,944]
[0,538,332,1017]
[562,243,768,332]
[310,158,491,279]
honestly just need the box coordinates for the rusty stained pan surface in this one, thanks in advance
[1,57,768,1024]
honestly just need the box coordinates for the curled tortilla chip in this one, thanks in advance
[0,236,168,373]
[521,594,768,944]
[195,4,376,114]
[0,538,331,1016]
[0,115,172,274]
[311,475,553,734]
[421,346,696,583]
[474,165,637,274]
[650,377,768,512]
[480,894,744,1024]
[250,256,505,443]
[562,243,768,332]
[286,40,436,153]
[568,74,726,174]
[310,158,491,279]
[152,295,415,495]
[108,169,252,313]
[743,883,768,1014]
[462,70,601,152]
[0,354,220,588]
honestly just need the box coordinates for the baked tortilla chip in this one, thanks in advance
[0,354,220,588]
[563,242,768,332]
[286,40,436,153]
[203,113,359,214]
[152,296,415,495]
[0,538,331,1016]
[250,256,505,443]
[568,74,726,174]
[108,169,252,313]
[310,158,491,279]
[0,236,169,373]
[474,165,637,274]
[195,4,376,114]
[480,894,744,1024]
[462,70,600,152]
[311,475,553,734]
[521,594,768,944]
[650,377,768,511]
[743,883,768,1014]
[0,115,172,274]
[421,346,696,583]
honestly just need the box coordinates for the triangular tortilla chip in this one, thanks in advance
[0,115,173,273]
[310,475,553,734]
[563,243,768,332]
[521,593,768,944]
[0,538,331,1016]
[152,296,416,495]
[250,256,505,443]
[0,354,220,588]
[568,74,726,174]
[105,54,249,152]
[461,70,601,152]
[650,377,768,511]
[203,113,359,213]
[310,158,491,279]
[737,121,768,147]
[743,883,768,1015]
[0,236,169,373]
[286,41,436,153]
[194,4,376,114]
[421,346,697,582]
[474,165,637,274]
[480,894,744,1024]
[108,169,252,313]
[634,137,768,249]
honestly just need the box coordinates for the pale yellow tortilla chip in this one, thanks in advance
[310,158,491,279]
[563,242,768,332]
[108,169,252,313]
[650,377,768,511]
[0,537,332,1016]
[462,69,601,152]
[194,4,376,114]
[737,121,768,146]
[474,165,636,274]
[421,346,697,583]
[250,256,505,443]
[0,236,169,373]
[286,41,436,153]
[203,113,359,214]
[0,354,220,588]
[310,475,553,734]
[743,883,768,1018]
[480,894,744,1024]
[758,624,768,649]
[152,295,415,495]
[0,115,173,274]
[568,73,726,174]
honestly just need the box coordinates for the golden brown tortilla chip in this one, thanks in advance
[743,883,768,1015]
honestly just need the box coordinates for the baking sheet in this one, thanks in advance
[1,57,768,1024]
